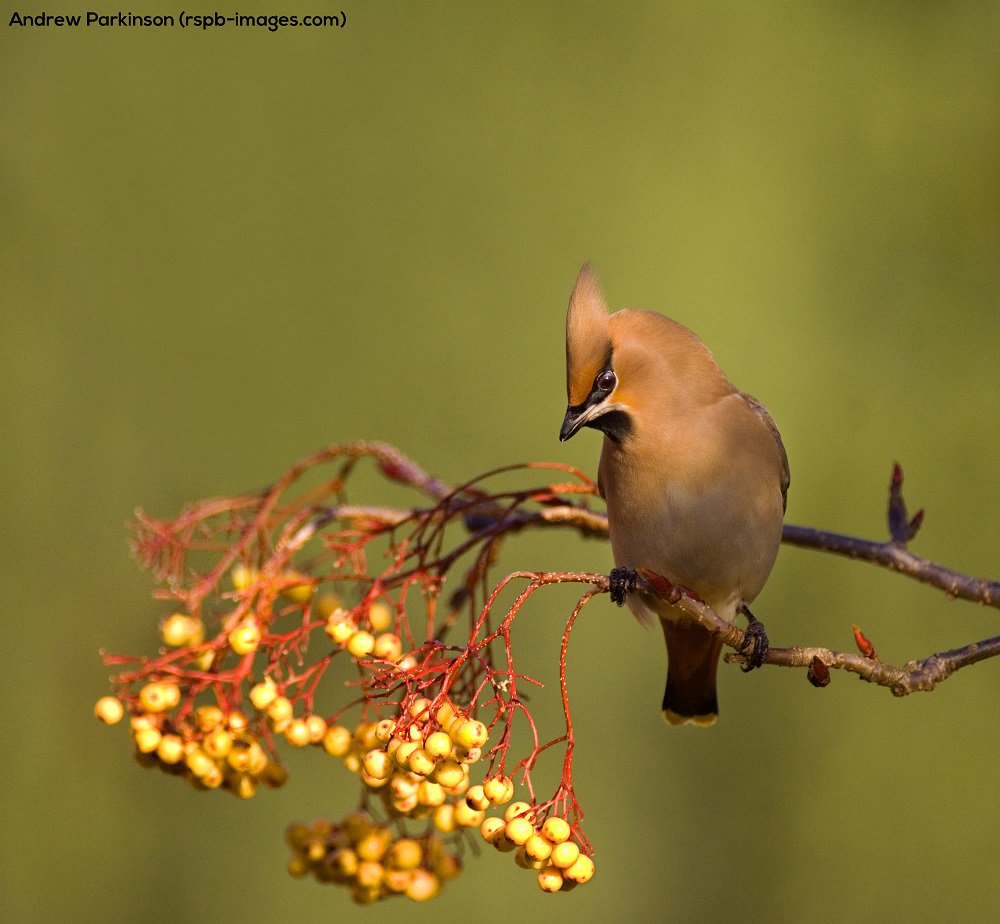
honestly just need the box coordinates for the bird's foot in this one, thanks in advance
[738,604,769,672]
[608,567,638,606]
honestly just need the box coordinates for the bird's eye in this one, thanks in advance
[596,370,617,393]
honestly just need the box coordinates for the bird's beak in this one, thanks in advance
[559,402,602,441]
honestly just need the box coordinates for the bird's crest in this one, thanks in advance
[565,264,612,406]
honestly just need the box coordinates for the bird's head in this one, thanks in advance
[559,265,730,444]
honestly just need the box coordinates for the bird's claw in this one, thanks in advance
[739,607,769,672]
[609,567,638,606]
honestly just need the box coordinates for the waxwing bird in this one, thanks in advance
[559,265,788,726]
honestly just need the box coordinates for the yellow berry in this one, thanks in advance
[375,718,396,743]
[564,853,595,884]
[184,746,215,778]
[156,733,185,764]
[363,748,393,781]
[160,612,203,647]
[287,854,310,878]
[515,846,547,869]
[434,700,458,728]
[383,868,412,893]
[267,695,294,729]
[455,745,482,765]
[202,727,234,759]
[433,851,462,881]
[407,697,433,722]
[483,775,514,805]
[356,859,384,889]
[138,681,180,714]
[405,868,441,902]
[424,730,452,759]
[550,841,580,870]
[388,838,423,870]
[504,816,535,846]
[230,563,258,590]
[323,725,354,757]
[260,761,288,788]
[306,714,327,743]
[537,866,564,893]
[199,763,224,789]
[249,678,278,711]
[195,704,224,733]
[315,593,342,618]
[465,785,490,811]
[504,802,535,824]
[407,747,436,778]
[450,718,488,750]
[433,803,456,834]
[94,695,124,725]
[541,816,572,845]
[480,816,505,844]
[394,740,420,769]
[524,833,553,862]
[372,633,403,661]
[279,570,314,603]
[347,630,375,659]
[453,799,485,828]
[226,710,249,734]
[228,620,261,655]
[284,718,312,747]
[356,828,392,862]
[133,726,162,754]
[417,780,446,807]
[229,772,258,799]
[326,612,356,645]
[396,654,418,672]
[431,759,465,790]
[368,601,394,633]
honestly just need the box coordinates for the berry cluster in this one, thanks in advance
[285,809,462,904]
[480,806,595,892]
[95,691,286,797]
[96,443,603,903]
[320,696,495,827]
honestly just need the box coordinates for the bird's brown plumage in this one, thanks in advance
[560,265,788,725]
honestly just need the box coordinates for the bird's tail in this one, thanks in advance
[660,618,723,727]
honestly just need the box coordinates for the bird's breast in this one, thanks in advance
[599,434,783,615]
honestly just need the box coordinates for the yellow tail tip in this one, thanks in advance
[662,709,717,728]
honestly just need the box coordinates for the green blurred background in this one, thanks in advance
[3,2,1000,922]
